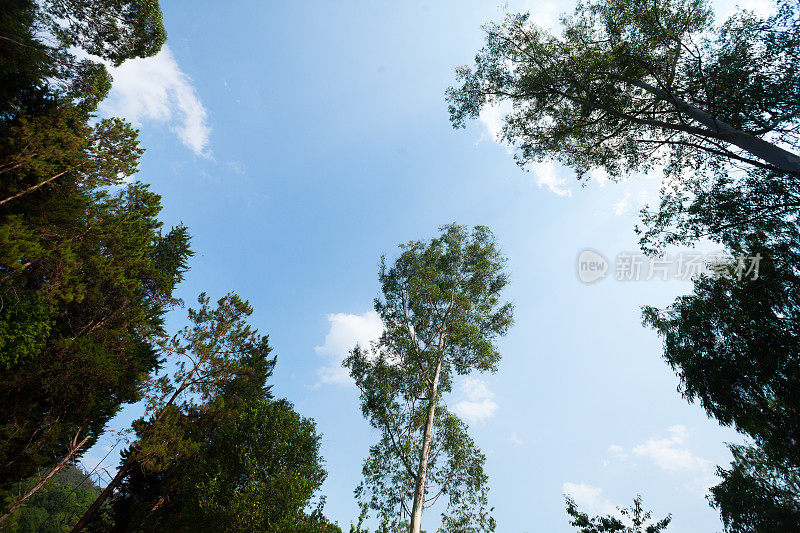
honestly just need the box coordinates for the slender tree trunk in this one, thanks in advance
[70,359,204,532]
[0,432,90,524]
[0,167,76,206]
[409,356,443,533]
[68,456,129,533]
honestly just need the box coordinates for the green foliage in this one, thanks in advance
[44,0,167,66]
[450,2,800,530]
[710,444,800,532]
[0,180,192,489]
[447,0,799,181]
[643,234,800,467]
[107,399,337,532]
[0,0,188,501]
[345,224,511,532]
[86,295,338,532]
[1,465,101,533]
[566,495,671,533]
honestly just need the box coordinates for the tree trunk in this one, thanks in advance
[0,166,80,206]
[70,358,204,532]
[68,457,129,533]
[0,431,90,524]
[632,79,800,176]
[409,356,443,533]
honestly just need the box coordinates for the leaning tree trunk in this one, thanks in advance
[632,79,800,177]
[409,356,443,533]
[70,354,208,532]
[0,431,90,524]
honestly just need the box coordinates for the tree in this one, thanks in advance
[449,2,800,530]
[345,224,513,533]
[1,465,102,533]
[42,0,167,66]
[447,0,800,180]
[709,444,800,532]
[105,398,340,532]
[0,0,184,515]
[643,225,800,531]
[70,292,275,531]
[446,0,800,244]
[566,495,671,533]
[643,230,800,469]
[0,181,192,495]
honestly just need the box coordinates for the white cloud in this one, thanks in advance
[510,432,524,445]
[523,0,561,31]
[563,482,618,516]
[607,444,627,458]
[588,167,609,187]
[100,45,211,157]
[613,192,632,216]
[452,377,498,424]
[315,311,383,386]
[632,425,712,473]
[601,426,718,496]
[714,0,775,19]
[478,104,505,144]
[532,159,572,197]
[477,102,572,197]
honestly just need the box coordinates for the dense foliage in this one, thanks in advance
[2,466,101,533]
[103,398,338,532]
[1,1,337,531]
[0,0,190,506]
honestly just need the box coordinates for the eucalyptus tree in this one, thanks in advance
[345,224,513,533]
[446,0,800,243]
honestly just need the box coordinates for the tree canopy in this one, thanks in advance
[345,224,513,533]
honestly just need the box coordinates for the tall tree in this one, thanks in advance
[0,0,184,515]
[446,0,800,245]
[345,224,513,533]
[70,292,276,531]
[0,180,192,493]
[449,1,800,530]
[447,0,800,181]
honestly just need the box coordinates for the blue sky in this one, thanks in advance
[81,0,775,530]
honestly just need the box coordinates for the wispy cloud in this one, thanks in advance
[632,425,712,473]
[563,482,618,516]
[315,311,383,386]
[477,102,572,196]
[613,192,632,216]
[532,159,572,197]
[510,432,524,445]
[452,377,498,424]
[603,425,718,495]
[477,103,506,144]
[101,45,211,157]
